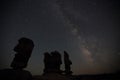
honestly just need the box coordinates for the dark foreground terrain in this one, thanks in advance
[33,72,120,80]
[70,73,120,80]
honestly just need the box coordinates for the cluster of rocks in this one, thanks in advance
[0,37,72,80]
[43,51,72,75]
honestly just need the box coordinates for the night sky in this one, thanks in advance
[0,0,120,75]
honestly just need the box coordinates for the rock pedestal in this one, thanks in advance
[34,73,71,80]
[0,69,32,80]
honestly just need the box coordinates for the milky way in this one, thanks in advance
[0,0,120,75]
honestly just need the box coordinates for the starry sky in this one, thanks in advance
[0,0,120,75]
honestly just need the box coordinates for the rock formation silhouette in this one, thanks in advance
[64,51,72,75]
[0,37,34,80]
[42,51,72,80]
[51,51,62,73]
[11,37,34,69]
[43,52,52,73]
[43,51,62,75]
